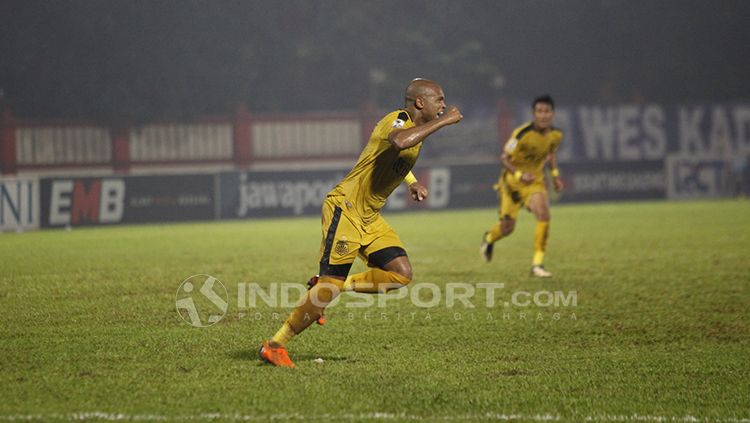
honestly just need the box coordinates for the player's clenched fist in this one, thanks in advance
[441,106,463,124]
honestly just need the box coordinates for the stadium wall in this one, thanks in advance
[1,102,749,231]
[1,158,745,231]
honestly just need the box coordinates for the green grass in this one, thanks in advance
[1,200,749,422]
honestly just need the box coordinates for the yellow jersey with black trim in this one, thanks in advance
[328,109,421,224]
[504,122,563,178]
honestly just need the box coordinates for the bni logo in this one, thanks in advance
[175,274,229,327]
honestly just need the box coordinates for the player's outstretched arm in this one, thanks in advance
[388,106,462,151]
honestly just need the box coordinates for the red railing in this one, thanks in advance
[0,107,374,175]
[0,103,512,175]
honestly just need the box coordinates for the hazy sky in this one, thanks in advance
[2,0,748,120]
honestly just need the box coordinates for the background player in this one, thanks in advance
[260,79,462,367]
[480,95,564,277]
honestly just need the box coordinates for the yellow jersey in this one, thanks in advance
[504,122,563,178]
[328,109,421,224]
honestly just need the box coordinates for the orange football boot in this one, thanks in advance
[259,340,296,368]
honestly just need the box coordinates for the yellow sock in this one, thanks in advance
[485,222,503,243]
[343,268,411,293]
[276,276,344,340]
[533,221,549,266]
[271,322,295,346]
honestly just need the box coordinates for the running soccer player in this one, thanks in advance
[480,95,564,277]
[260,79,463,367]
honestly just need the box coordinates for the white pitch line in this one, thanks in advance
[585,415,750,423]
[0,412,747,422]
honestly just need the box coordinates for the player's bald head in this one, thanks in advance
[405,78,442,105]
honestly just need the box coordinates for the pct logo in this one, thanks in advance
[175,274,229,327]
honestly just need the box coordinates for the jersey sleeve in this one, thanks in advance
[376,110,411,142]
[504,137,518,155]
[504,124,527,155]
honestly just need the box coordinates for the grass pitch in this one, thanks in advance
[1,200,749,422]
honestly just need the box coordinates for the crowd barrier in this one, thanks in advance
[3,156,744,231]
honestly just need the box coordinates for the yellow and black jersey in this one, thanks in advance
[504,122,563,178]
[328,109,421,225]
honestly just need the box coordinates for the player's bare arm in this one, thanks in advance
[388,106,462,151]
[547,153,564,192]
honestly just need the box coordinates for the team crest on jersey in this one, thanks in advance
[392,118,406,129]
[335,239,349,256]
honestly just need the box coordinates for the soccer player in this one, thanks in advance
[259,79,463,367]
[480,95,564,277]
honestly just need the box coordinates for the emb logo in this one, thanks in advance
[48,178,125,226]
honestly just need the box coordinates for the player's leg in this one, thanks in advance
[261,200,359,367]
[343,251,412,294]
[260,277,344,367]
[342,219,412,293]
[526,191,552,277]
[381,255,412,281]
[283,202,360,335]
[481,186,520,262]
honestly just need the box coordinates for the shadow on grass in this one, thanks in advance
[229,349,350,364]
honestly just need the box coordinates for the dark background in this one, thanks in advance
[1,0,749,121]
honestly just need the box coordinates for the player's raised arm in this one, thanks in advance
[388,79,462,151]
[389,107,461,150]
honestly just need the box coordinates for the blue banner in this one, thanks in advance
[513,103,750,163]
